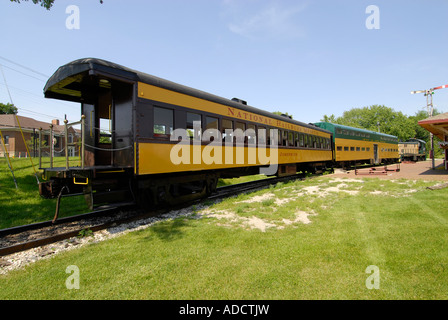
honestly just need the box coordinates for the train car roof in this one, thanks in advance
[314,122,398,139]
[44,58,330,134]
[408,138,426,144]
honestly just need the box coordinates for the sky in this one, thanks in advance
[0,0,447,126]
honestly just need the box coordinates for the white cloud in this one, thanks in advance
[224,1,308,40]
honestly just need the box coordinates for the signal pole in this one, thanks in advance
[411,84,448,170]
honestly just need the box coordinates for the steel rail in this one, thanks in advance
[0,173,312,257]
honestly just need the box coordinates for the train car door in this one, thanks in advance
[81,91,113,167]
[112,83,134,167]
[373,144,379,164]
[82,103,96,167]
[96,91,113,166]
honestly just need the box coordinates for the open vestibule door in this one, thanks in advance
[81,82,134,168]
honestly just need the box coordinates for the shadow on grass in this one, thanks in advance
[147,217,192,242]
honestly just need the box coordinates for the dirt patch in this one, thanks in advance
[297,182,360,197]
[329,160,447,181]
[282,210,317,226]
[202,209,277,232]
[201,207,316,232]
[237,193,274,203]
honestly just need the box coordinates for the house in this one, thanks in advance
[0,114,80,158]
[418,112,448,170]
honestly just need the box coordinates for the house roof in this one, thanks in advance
[0,114,66,134]
[418,112,448,140]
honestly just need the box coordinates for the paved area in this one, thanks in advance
[330,159,448,181]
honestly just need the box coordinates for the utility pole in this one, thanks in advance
[411,84,448,170]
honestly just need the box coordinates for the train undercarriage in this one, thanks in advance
[39,161,332,214]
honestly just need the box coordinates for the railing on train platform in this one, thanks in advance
[38,115,86,170]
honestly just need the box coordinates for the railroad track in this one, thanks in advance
[0,173,309,258]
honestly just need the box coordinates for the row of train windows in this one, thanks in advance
[336,146,398,152]
[336,128,371,139]
[335,128,397,143]
[153,106,331,149]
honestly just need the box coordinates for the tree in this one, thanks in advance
[0,102,18,114]
[273,111,293,119]
[10,0,55,10]
[10,0,103,10]
[320,114,336,123]
[321,105,415,141]
[321,105,446,157]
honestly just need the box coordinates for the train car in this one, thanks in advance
[399,138,426,161]
[39,58,333,209]
[313,122,399,167]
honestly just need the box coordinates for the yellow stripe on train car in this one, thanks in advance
[334,138,399,162]
[136,143,333,175]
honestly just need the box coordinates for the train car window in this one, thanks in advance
[222,118,233,142]
[282,131,288,147]
[205,116,219,142]
[344,146,349,151]
[362,147,365,151]
[288,132,294,147]
[367,147,370,152]
[337,146,342,151]
[294,133,299,147]
[266,128,271,146]
[278,130,283,146]
[235,121,245,144]
[356,147,360,151]
[154,106,174,138]
[299,133,304,147]
[350,147,355,151]
[312,136,317,148]
[247,124,256,145]
[99,118,112,144]
[258,126,266,145]
[187,112,201,141]
[235,121,245,130]
[327,138,331,150]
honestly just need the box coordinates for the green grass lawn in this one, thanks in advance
[0,157,88,229]
[1,169,447,299]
